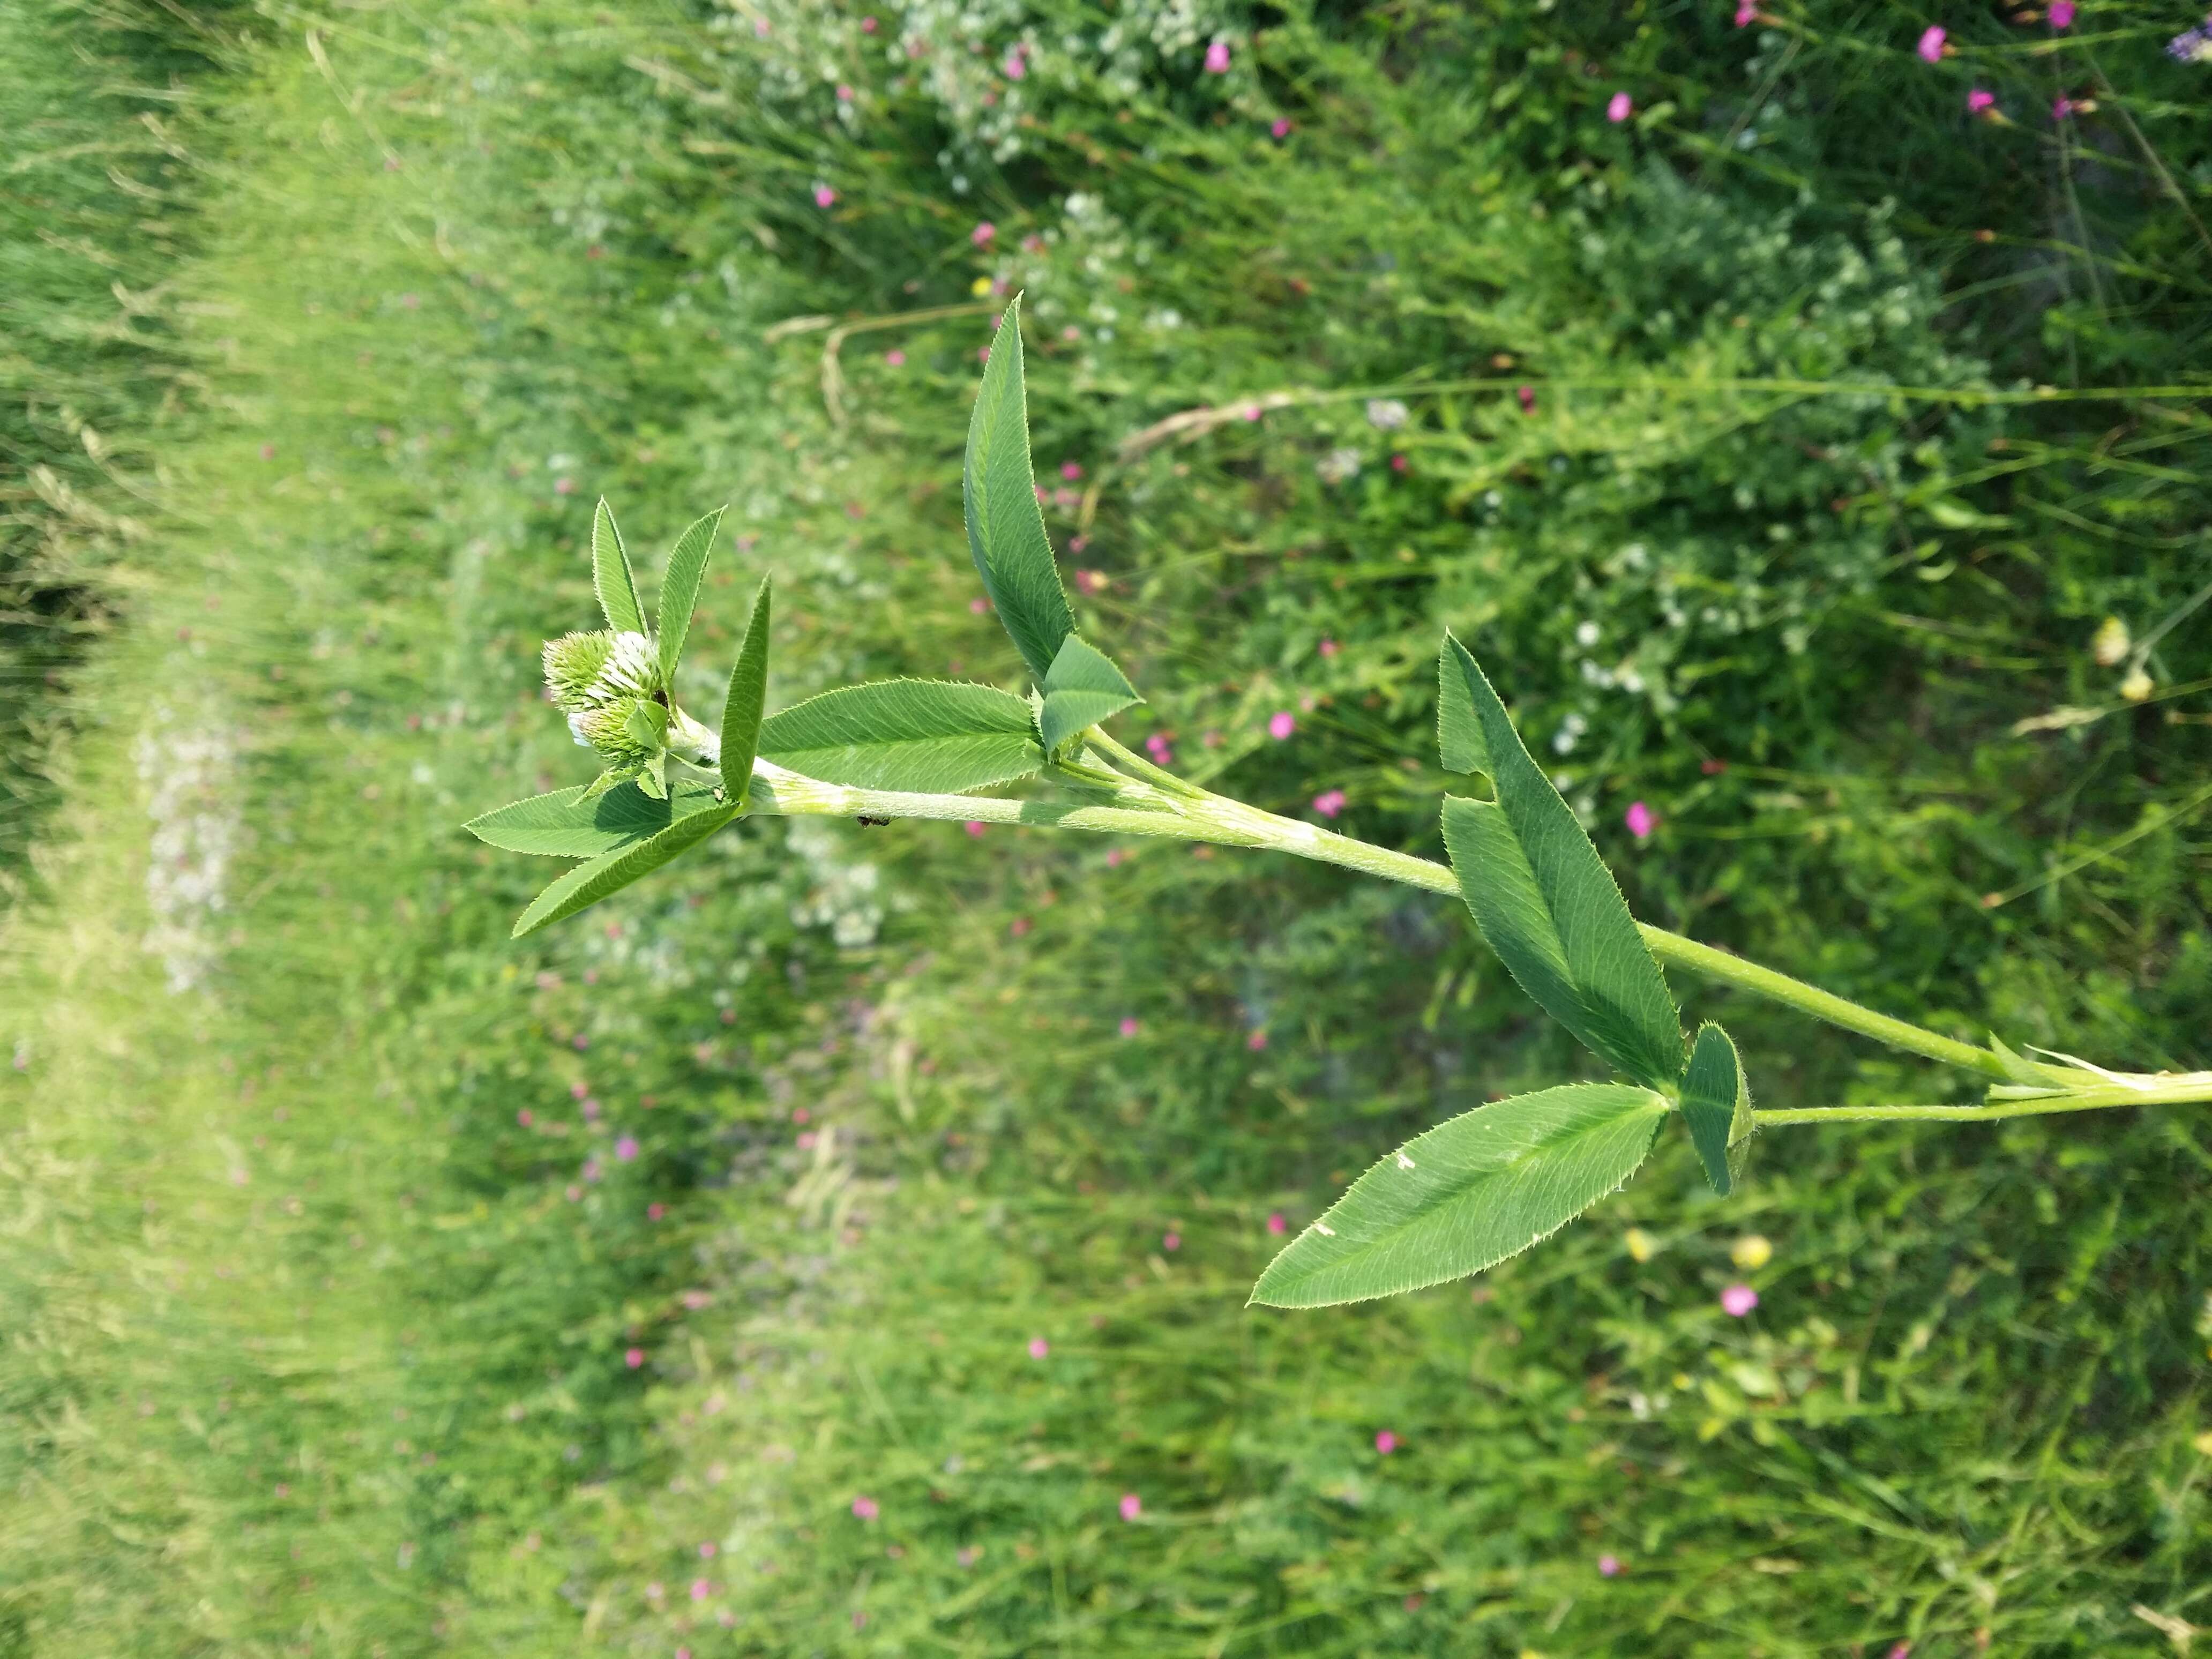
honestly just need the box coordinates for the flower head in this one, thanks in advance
[1736,1,1757,24]
[2049,0,2074,25]
[971,220,996,246]
[1730,1234,1774,1270]
[2092,616,2131,666]
[1271,117,1291,138]
[1267,1211,1287,1235]
[1268,711,1296,740]
[1366,398,1409,430]
[543,630,667,769]
[1119,1492,1142,1521]
[1028,1336,1050,1359]
[1967,88,1995,114]
[1374,1430,1398,1455]
[813,184,837,208]
[1312,789,1347,819]
[1917,25,1947,62]
[1598,1553,1623,1577]
[1625,801,1656,840]
[851,1495,879,1521]
[1606,91,1633,123]
[1204,40,1230,73]
[1720,1283,1759,1317]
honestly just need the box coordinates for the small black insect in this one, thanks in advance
[855,815,892,827]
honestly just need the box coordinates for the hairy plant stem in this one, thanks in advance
[741,752,2141,1109]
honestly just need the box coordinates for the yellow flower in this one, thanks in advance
[2091,615,2130,667]
[1624,1227,1657,1263]
[2120,666,2154,703]
[970,275,994,297]
[1730,1234,1774,1271]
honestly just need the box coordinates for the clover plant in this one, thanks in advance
[469,299,2212,1309]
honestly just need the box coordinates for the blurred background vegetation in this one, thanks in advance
[1,0,2208,1652]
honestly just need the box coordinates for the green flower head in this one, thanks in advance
[543,629,666,767]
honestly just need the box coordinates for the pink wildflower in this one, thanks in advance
[1268,711,1296,739]
[1162,1230,1182,1251]
[691,1579,711,1602]
[1917,25,1947,62]
[1247,1029,1268,1051]
[1312,789,1346,818]
[1204,40,1231,73]
[2049,0,2074,26]
[1119,1493,1143,1521]
[971,220,996,246]
[615,1135,639,1161]
[1374,1430,1398,1455]
[813,185,837,208]
[1119,1018,1140,1038]
[965,821,986,838]
[861,16,877,32]
[1721,1283,1759,1317]
[969,596,988,613]
[852,1495,879,1521]
[625,1347,645,1368]
[1516,385,1536,414]
[1145,733,1174,765]
[1060,461,1083,480]
[1028,1336,1050,1359]
[1318,636,1339,657]
[1010,916,1032,938]
[1267,1212,1287,1235]
[835,83,854,102]
[1004,49,1026,80]
[1598,1554,1623,1578]
[885,348,906,367]
[1606,91,1633,122]
[2052,95,2073,120]
[700,1542,716,1558]
[1735,0,1757,24]
[1967,88,1994,113]
[1104,847,1124,867]
[647,1202,665,1221]
[1625,801,1656,840]
[517,1109,533,1127]
[1271,117,1291,138]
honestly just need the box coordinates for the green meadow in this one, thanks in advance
[2,0,2208,1652]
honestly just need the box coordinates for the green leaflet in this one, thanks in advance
[592,498,647,637]
[1037,633,1140,756]
[465,778,723,858]
[720,578,772,807]
[757,679,1043,795]
[963,296,1075,684]
[1680,1022,1757,1197]
[1436,638,1490,776]
[1438,633,1684,1090]
[510,800,739,937]
[1250,1083,1669,1308]
[656,505,725,683]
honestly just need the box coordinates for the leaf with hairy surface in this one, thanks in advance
[720,578,771,806]
[758,679,1043,795]
[1439,632,1684,1089]
[963,296,1075,683]
[1037,633,1140,756]
[1250,1083,1669,1308]
[510,801,738,937]
[655,506,725,683]
[466,778,723,858]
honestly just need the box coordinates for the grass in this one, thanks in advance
[1,0,2208,1653]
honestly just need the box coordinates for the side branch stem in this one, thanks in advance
[742,761,2060,1087]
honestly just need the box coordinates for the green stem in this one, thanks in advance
[1757,1077,2212,1124]
[739,761,2051,1087]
